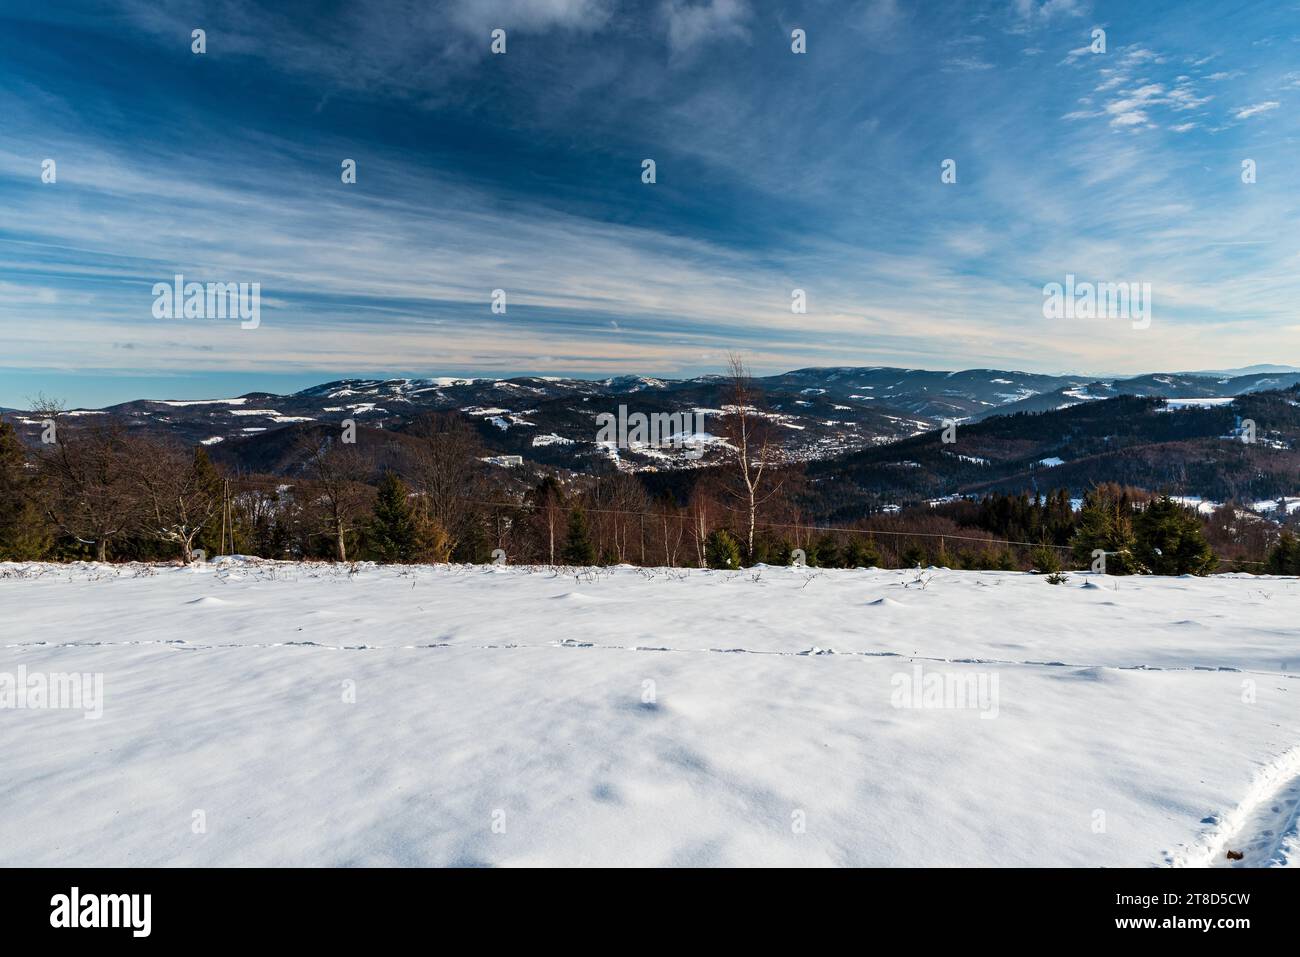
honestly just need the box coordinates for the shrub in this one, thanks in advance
[812,533,841,568]
[843,536,880,568]
[900,544,926,568]
[1030,544,1062,574]
[705,529,742,569]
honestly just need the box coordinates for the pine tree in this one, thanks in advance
[187,447,225,558]
[1071,486,1141,574]
[813,533,841,568]
[843,536,880,568]
[1030,544,1062,574]
[0,421,50,560]
[1133,495,1217,575]
[368,472,419,562]
[1266,532,1300,575]
[1046,488,1075,544]
[563,507,597,565]
[704,528,741,569]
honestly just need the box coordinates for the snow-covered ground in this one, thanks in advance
[1,561,1297,868]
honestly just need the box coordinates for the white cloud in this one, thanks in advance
[1013,0,1086,21]
[1094,72,1126,92]
[1234,101,1280,119]
[661,0,749,58]
[1108,110,1150,128]
[113,0,614,103]
[1122,47,1162,63]
[943,56,995,72]
[447,0,612,32]
[856,0,905,43]
[1167,87,1212,111]
[1078,55,1214,132]
[6,0,1300,381]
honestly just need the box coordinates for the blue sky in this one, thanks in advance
[1,0,1298,407]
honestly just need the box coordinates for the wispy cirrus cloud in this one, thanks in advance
[662,0,750,59]
[942,55,996,72]
[1234,100,1281,119]
[1012,0,1088,26]
[1,0,1299,406]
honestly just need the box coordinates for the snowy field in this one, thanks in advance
[1,560,1298,868]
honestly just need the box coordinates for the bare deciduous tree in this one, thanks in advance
[687,482,715,568]
[718,353,783,558]
[527,474,566,565]
[299,433,372,562]
[408,412,486,553]
[593,472,648,564]
[654,492,685,568]
[134,444,224,562]
[34,400,139,562]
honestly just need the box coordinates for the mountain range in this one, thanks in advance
[5,366,1300,514]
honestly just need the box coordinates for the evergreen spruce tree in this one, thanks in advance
[1071,487,1141,574]
[368,472,419,562]
[843,536,880,568]
[1133,495,1217,575]
[189,447,226,558]
[747,536,768,566]
[704,528,742,569]
[1030,543,1062,574]
[0,421,50,560]
[562,506,597,565]
[813,533,841,568]
[1266,532,1300,575]
[1046,488,1075,544]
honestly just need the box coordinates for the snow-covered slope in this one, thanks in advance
[1,561,1297,867]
